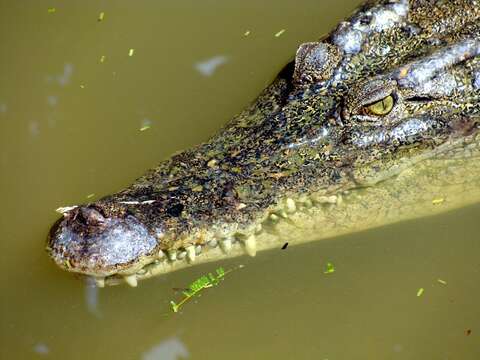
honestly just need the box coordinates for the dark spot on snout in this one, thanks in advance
[166,203,184,217]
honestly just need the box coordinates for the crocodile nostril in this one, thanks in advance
[79,207,105,226]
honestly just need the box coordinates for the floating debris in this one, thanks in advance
[80,84,85,89]
[170,266,240,313]
[432,198,445,205]
[139,118,152,131]
[281,242,288,250]
[128,48,135,57]
[86,193,95,199]
[416,288,425,297]
[324,262,335,274]
[56,205,78,214]
[437,279,447,285]
[98,11,105,22]
[465,329,472,336]
[244,30,251,36]
[99,55,106,63]
[275,29,286,38]
[47,7,56,14]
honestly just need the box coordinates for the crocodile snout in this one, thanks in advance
[47,206,159,278]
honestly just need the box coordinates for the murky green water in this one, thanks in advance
[1,1,479,359]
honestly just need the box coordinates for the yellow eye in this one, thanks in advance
[365,95,394,116]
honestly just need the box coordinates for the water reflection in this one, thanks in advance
[33,343,49,356]
[84,277,102,318]
[46,63,74,86]
[195,56,228,76]
[142,337,190,360]
[47,95,58,107]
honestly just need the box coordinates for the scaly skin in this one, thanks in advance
[47,0,480,287]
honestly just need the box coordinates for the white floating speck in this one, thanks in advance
[56,205,78,214]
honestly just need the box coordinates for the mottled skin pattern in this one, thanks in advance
[47,0,480,287]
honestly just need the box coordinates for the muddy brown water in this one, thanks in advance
[1,1,479,359]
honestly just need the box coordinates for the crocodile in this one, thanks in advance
[47,0,480,287]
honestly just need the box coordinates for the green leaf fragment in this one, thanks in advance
[275,29,286,37]
[216,267,225,278]
[139,125,150,131]
[169,266,233,313]
[98,12,105,21]
[437,279,447,285]
[128,48,135,57]
[324,262,335,274]
[416,288,424,297]
[170,301,179,313]
[47,8,56,13]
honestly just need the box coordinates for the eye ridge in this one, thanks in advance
[363,94,395,116]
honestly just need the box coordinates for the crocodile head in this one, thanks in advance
[47,0,480,287]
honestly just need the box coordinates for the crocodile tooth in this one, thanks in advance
[220,238,232,253]
[303,199,313,208]
[168,250,177,262]
[177,250,186,260]
[337,194,344,205]
[243,235,257,257]
[158,249,165,258]
[94,277,105,288]
[269,214,280,222]
[277,210,288,219]
[124,274,138,287]
[208,239,218,248]
[285,198,296,213]
[186,245,196,262]
[195,245,202,255]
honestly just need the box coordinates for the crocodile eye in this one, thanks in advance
[364,95,394,116]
